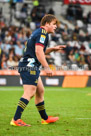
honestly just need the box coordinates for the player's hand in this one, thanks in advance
[53,45,66,51]
[44,67,53,77]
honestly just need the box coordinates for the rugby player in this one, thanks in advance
[10,14,65,126]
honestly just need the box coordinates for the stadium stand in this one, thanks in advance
[0,0,91,70]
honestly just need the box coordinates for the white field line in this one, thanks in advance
[0,88,23,91]
[0,88,89,92]
[0,88,73,91]
[75,118,91,120]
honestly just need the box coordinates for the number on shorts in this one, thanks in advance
[27,58,35,67]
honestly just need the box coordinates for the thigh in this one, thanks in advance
[36,76,44,95]
[22,85,37,101]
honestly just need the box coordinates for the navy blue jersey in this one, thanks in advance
[19,27,48,68]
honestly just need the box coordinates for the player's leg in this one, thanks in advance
[22,85,36,101]
[14,85,36,120]
[35,76,48,120]
[35,76,44,104]
[10,85,36,126]
[10,68,40,126]
[35,77,59,124]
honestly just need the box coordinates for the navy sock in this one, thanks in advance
[14,97,29,121]
[36,101,48,120]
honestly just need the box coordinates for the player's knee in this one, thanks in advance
[41,88,44,95]
[29,88,36,98]
[37,88,44,98]
[23,85,36,100]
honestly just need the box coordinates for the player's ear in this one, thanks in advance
[45,22,49,27]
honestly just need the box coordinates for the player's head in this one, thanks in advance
[40,14,59,33]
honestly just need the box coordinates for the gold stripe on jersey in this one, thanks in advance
[24,41,27,52]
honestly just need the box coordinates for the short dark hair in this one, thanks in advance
[40,14,58,26]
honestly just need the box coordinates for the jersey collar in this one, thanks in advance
[40,26,47,33]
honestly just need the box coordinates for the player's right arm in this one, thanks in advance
[35,45,52,76]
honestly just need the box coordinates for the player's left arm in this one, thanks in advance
[45,45,66,55]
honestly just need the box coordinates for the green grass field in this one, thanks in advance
[0,87,91,136]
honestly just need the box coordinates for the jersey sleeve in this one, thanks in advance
[35,34,46,48]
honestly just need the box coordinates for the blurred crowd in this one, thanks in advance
[0,1,91,70]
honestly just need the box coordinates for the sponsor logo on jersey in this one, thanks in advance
[40,35,46,43]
